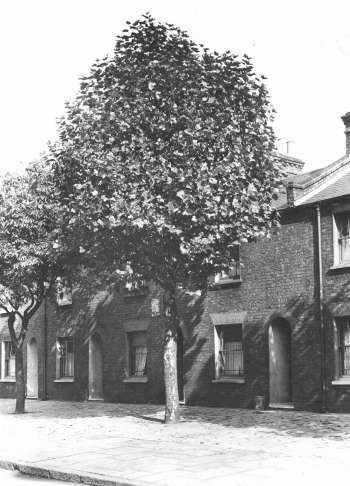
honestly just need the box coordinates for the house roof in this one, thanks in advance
[281,154,350,208]
[297,170,350,205]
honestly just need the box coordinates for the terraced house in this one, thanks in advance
[1,113,350,412]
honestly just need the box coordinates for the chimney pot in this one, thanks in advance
[341,112,350,155]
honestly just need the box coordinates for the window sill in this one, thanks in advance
[123,377,148,383]
[329,263,350,271]
[0,378,16,383]
[209,280,242,290]
[212,377,245,384]
[54,377,74,383]
[332,378,350,386]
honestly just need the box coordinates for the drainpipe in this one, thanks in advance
[316,203,327,412]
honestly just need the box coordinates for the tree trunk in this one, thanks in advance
[15,346,25,414]
[163,286,180,424]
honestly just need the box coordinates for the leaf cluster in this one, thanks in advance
[53,14,283,289]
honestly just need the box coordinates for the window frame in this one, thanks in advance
[333,211,350,267]
[213,323,244,383]
[0,341,16,382]
[55,337,75,382]
[209,246,241,289]
[56,279,73,307]
[124,331,148,382]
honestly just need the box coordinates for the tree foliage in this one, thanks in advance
[0,159,65,412]
[53,14,283,421]
[54,14,281,281]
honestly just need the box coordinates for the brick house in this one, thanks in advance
[1,114,350,412]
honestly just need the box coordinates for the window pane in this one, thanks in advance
[134,345,147,376]
[217,325,244,377]
[337,214,350,236]
[4,342,15,379]
[342,322,350,375]
[9,354,16,378]
[57,338,74,378]
[222,341,244,376]
[340,237,350,262]
[129,332,147,376]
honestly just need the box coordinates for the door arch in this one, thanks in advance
[27,338,38,398]
[89,333,103,400]
[177,328,184,402]
[269,318,292,406]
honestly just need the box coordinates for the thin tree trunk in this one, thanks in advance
[163,286,180,424]
[15,346,25,414]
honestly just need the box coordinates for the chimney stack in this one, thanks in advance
[341,112,350,155]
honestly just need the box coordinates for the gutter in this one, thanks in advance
[316,203,327,412]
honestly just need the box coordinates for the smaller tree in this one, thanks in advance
[0,160,63,413]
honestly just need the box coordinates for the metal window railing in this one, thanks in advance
[219,345,244,377]
[343,345,350,375]
[58,340,74,378]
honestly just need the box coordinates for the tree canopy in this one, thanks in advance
[0,158,66,412]
[54,14,281,287]
[52,14,283,422]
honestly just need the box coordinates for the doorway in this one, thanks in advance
[177,328,184,402]
[89,333,103,400]
[26,338,38,398]
[269,318,292,406]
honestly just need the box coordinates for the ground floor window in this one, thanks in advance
[56,337,74,379]
[128,331,147,377]
[0,341,16,380]
[335,319,350,377]
[215,324,244,379]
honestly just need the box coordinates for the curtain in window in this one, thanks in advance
[340,237,350,262]
[338,214,350,263]
[134,346,147,376]
[5,343,16,378]
[130,332,147,376]
[343,322,350,375]
[65,340,74,377]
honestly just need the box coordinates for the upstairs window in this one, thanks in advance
[128,331,147,377]
[124,280,148,298]
[56,337,74,379]
[334,212,350,265]
[56,278,72,307]
[215,324,244,379]
[209,246,241,288]
[0,341,15,381]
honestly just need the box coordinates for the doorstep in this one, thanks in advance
[269,402,294,410]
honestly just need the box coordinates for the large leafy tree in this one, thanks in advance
[53,14,282,423]
[0,160,65,414]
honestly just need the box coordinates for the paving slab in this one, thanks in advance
[0,399,349,485]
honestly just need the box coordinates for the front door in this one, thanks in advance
[27,338,38,398]
[89,333,103,400]
[269,319,292,406]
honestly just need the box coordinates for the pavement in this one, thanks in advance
[0,399,350,486]
[0,468,77,486]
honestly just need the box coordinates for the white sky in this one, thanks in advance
[1,0,350,175]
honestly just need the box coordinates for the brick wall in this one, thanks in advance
[1,197,350,413]
[180,206,322,411]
